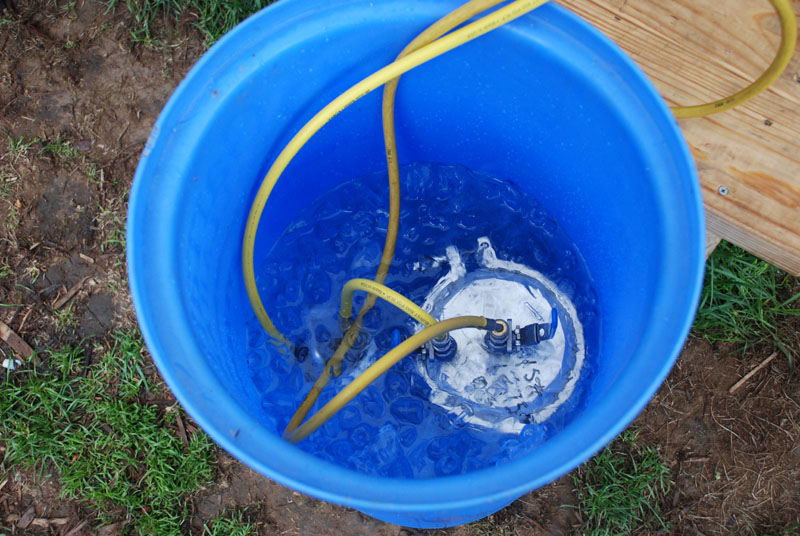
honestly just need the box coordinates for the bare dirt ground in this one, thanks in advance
[1,1,798,534]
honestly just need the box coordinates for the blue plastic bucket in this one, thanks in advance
[128,0,704,528]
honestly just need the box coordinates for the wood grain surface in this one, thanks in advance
[559,0,800,274]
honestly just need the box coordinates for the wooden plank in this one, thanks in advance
[706,231,722,259]
[559,0,800,275]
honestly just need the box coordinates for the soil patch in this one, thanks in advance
[637,339,800,535]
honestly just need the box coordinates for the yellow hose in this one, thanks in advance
[350,0,508,349]
[245,0,548,436]
[339,278,437,327]
[285,316,487,444]
[251,0,796,443]
[283,0,515,437]
[282,0,524,437]
[242,0,547,343]
[321,1,501,383]
[671,0,796,118]
[379,0,509,290]
[248,0,796,343]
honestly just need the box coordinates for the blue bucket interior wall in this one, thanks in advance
[128,0,704,528]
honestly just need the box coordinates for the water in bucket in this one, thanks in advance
[246,162,600,477]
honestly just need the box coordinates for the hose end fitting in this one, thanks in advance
[424,334,458,361]
[338,314,352,333]
[485,319,512,354]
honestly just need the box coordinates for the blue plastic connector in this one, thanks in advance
[429,335,457,361]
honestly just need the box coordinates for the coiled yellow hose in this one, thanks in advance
[243,0,797,443]
[671,0,796,118]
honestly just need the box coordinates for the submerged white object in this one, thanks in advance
[418,237,586,433]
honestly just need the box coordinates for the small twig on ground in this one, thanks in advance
[175,412,190,447]
[17,307,33,333]
[52,275,91,309]
[0,319,35,359]
[97,521,129,536]
[39,283,63,297]
[116,121,130,148]
[728,352,778,394]
[64,519,90,536]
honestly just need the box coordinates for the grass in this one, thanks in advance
[184,0,274,44]
[106,0,274,46]
[86,163,101,183]
[4,204,19,230]
[6,135,39,161]
[60,0,78,16]
[21,262,41,284]
[0,10,18,27]
[52,304,80,333]
[0,330,217,534]
[41,135,80,160]
[573,429,671,536]
[693,240,800,365]
[0,172,17,199]
[202,508,258,536]
[105,0,183,45]
[767,526,800,536]
[464,520,514,536]
[97,203,127,254]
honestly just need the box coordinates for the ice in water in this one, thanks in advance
[247,163,599,478]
